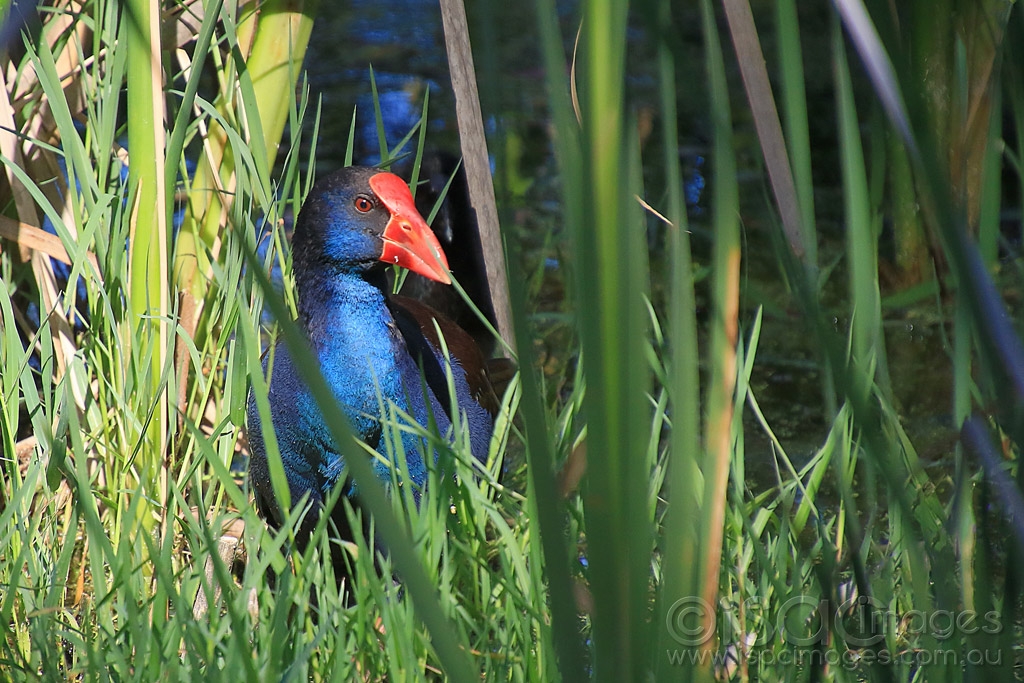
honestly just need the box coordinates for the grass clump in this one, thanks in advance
[3,0,1024,681]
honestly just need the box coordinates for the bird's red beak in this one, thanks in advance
[370,172,451,284]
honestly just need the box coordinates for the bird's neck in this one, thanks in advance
[295,267,406,434]
[296,266,395,354]
[297,266,386,327]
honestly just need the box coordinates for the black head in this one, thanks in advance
[291,166,450,283]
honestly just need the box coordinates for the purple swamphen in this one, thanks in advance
[247,166,497,556]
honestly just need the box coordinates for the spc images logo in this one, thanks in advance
[665,595,1001,648]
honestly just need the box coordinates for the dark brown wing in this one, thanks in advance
[388,294,500,417]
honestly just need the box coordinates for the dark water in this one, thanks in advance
[304,0,457,169]
[301,0,960,493]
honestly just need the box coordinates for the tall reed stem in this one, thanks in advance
[696,0,739,667]
[578,0,652,677]
[124,0,169,519]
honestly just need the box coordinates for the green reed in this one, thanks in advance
[4,0,1024,680]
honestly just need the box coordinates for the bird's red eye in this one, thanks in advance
[354,195,374,213]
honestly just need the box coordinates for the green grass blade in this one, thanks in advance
[530,0,590,678]
[124,0,170,522]
[653,0,702,677]
[574,0,654,677]
[691,2,740,677]
[833,23,885,402]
